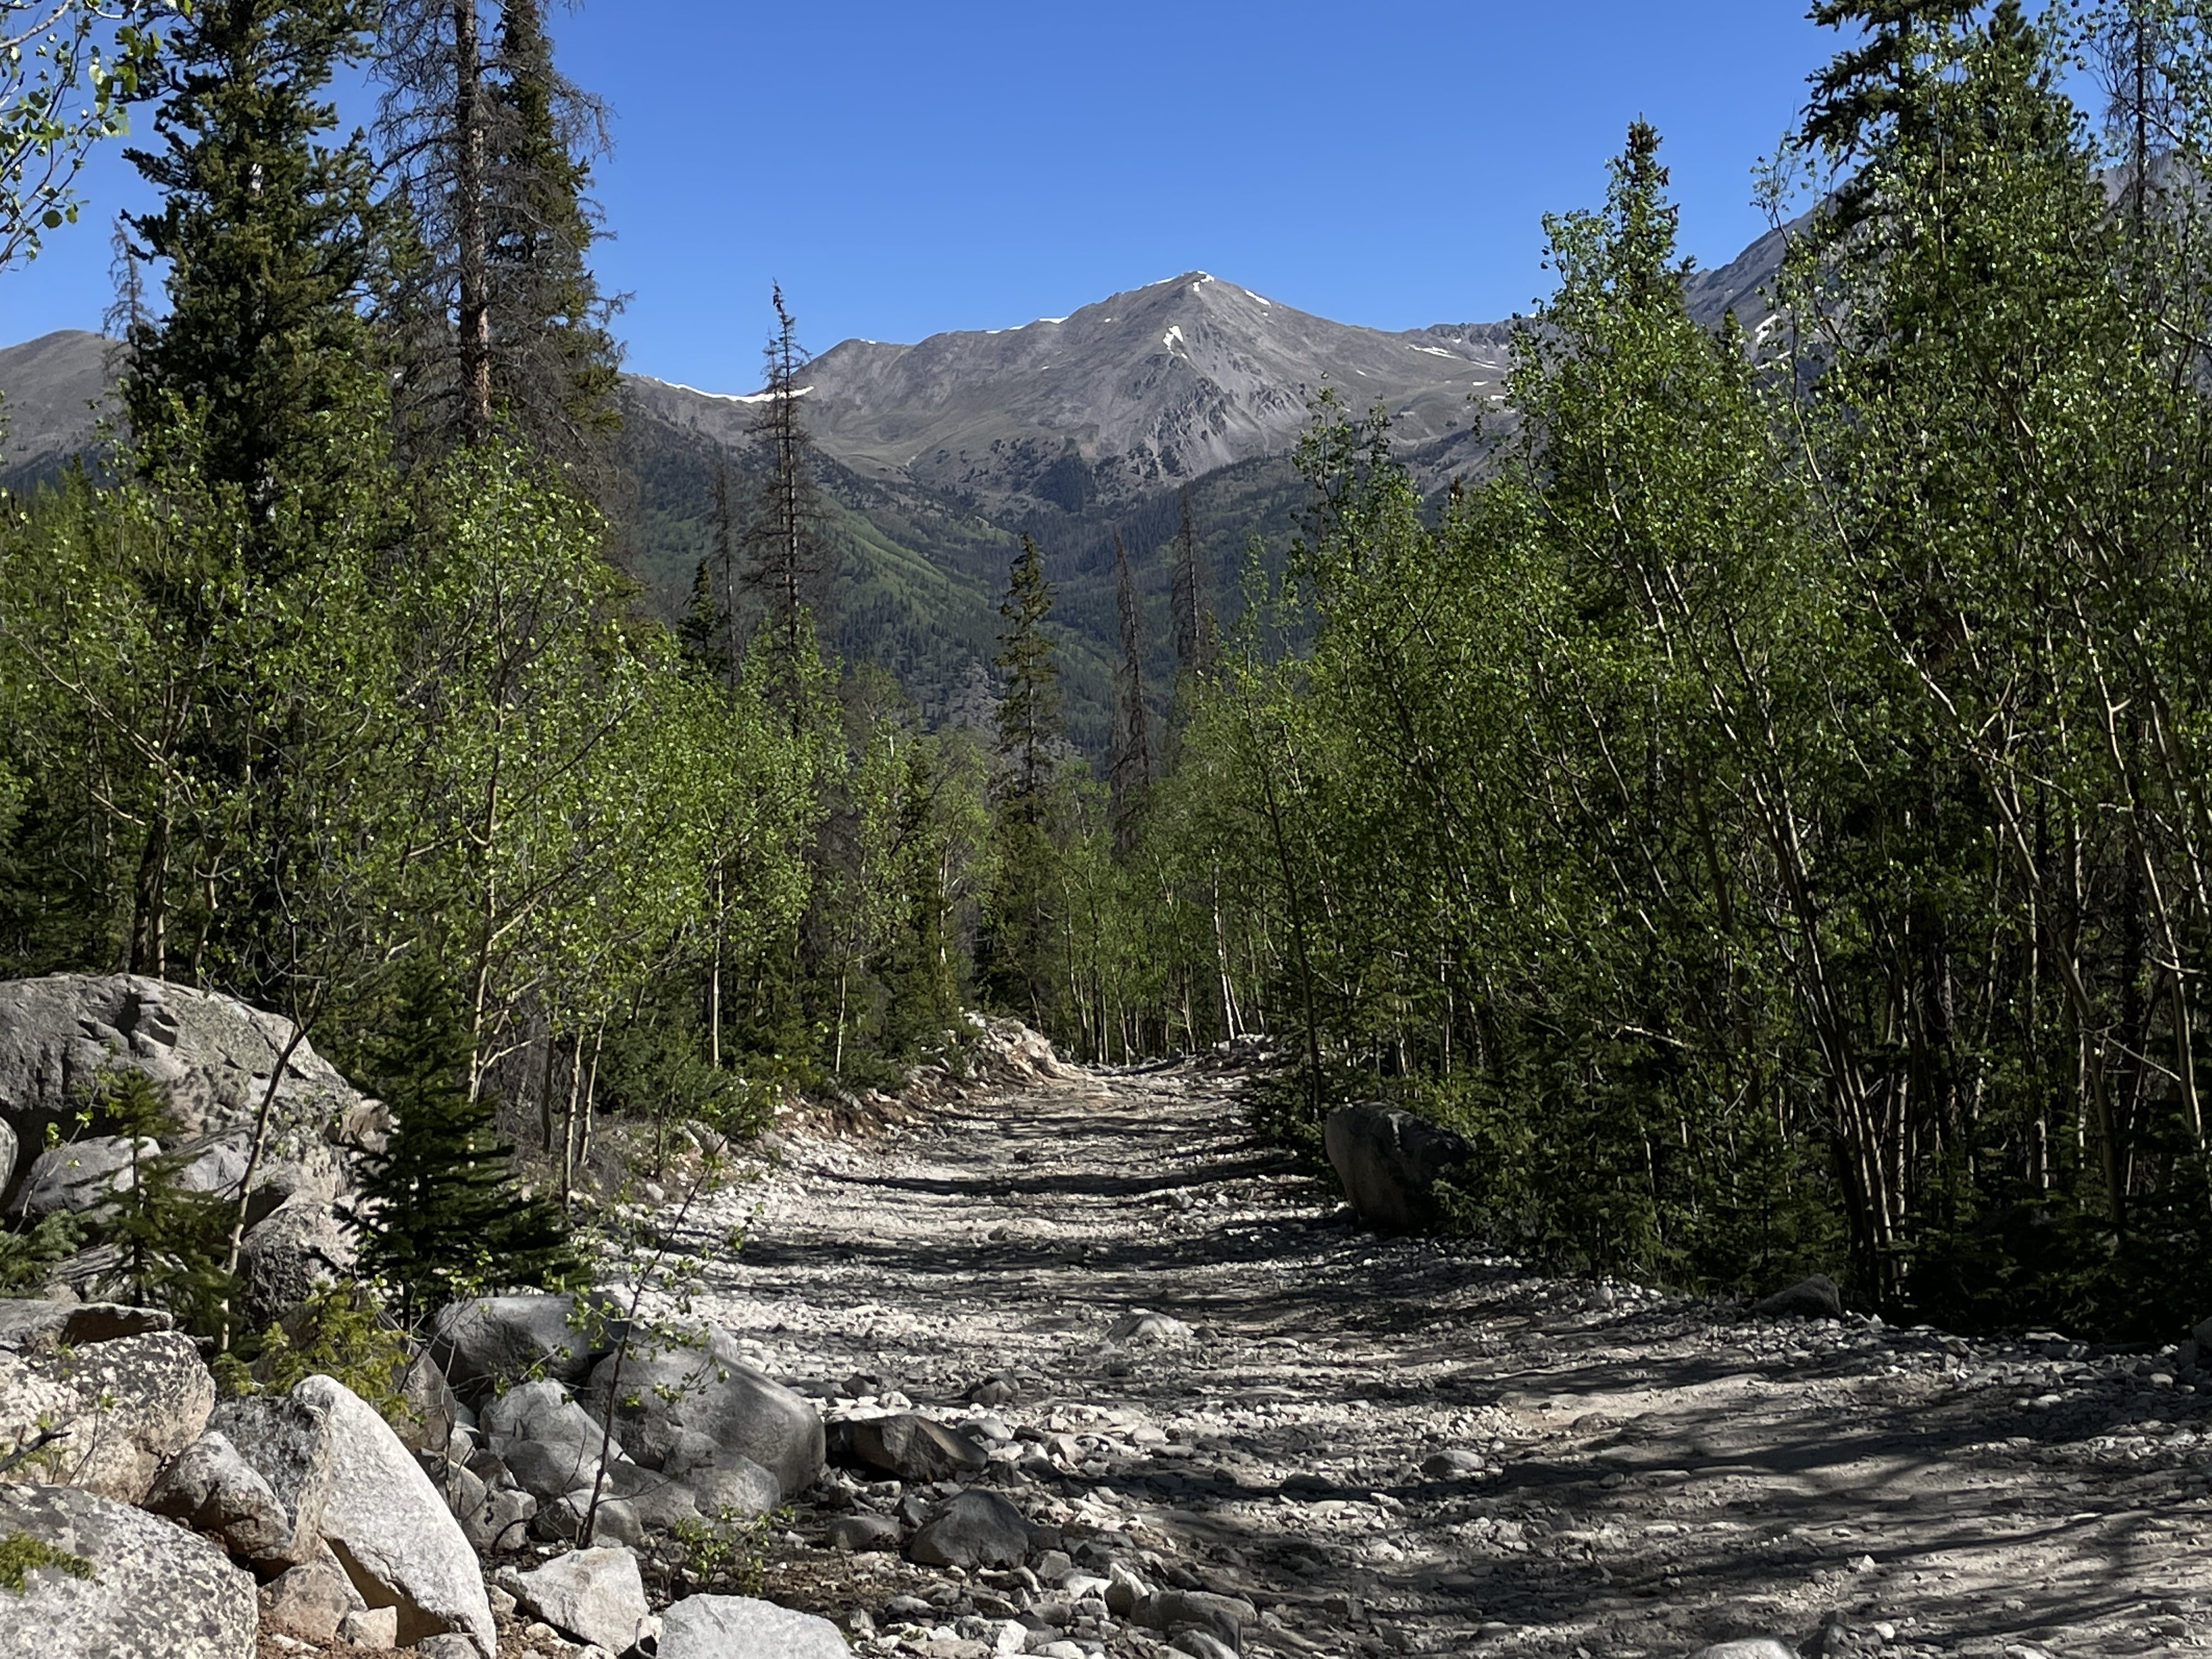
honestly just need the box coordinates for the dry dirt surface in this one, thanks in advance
[656,1059,2212,1659]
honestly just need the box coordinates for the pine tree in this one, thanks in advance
[742,285,831,714]
[994,535,1062,821]
[375,0,620,472]
[1109,533,1152,852]
[354,953,576,1319]
[93,1070,238,1336]
[1169,486,1215,679]
[123,0,389,561]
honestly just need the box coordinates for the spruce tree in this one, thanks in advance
[123,0,389,564]
[354,953,575,1319]
[1168,486,1215,679]
[1109,533,1152,853]
[994,535,1062,821]
[742,285,832,715]
[984,536,1064,1023]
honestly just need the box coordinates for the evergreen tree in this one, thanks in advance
[983,535,1065,1023]
[93,1069,238,1335]
[375,0,620,473]
[1108,533,1152,853]
[1168,486,1215,680]
[994,535,1062,820]
[354,952,576,1319]
[122,0,389,557]
[742,285,832,715]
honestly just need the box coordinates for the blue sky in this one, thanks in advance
[1,2,1843,391]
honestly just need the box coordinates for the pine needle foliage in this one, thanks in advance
[354,953,577,1319]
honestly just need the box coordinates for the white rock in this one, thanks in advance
[221,1373,495,1656]
[0,1329,214,1503]
[658,1594,853,1659]
[0,1482,257,1659]
[504,1549,650,1654]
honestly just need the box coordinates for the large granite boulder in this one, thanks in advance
[0,1299,173,1354]
[908,1488,1033,1568]
[1323,1102,1473,1232]
[0,977,373,1193]
[1752,1274,1844,1321]
[217,1373,495,1656]
[503,1548,650,1653]
[658,1594,853,1659]
[144,1428,298,1564]
[5,1136,159,1221]
[235,1193,356,1329]
[0,1329,215,1503]
[579,1323,824,1502]
[0,1481,257,1659]
[430,1294,617,1403]
[841,1412,989,1482]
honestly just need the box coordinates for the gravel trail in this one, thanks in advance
[672,1060,2212,1659]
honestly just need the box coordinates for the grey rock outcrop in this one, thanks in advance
[503,1548,650,1652]
[0,1299,172,1353]
[6,1136,157,1220]
[843,1412,989,1482]
[0,1329,215,1502]
[0,1481,257,1659]
[1753,1274,1844,1321]
[430,1294,611,1402]
[580,1324,823,1501]
[144,1428,297,1563]
[235,1193,356,1329]
[1323,1102,1472,1232]
[908,1487,1032,1568]
[0,976,371,1209]
[218,1373,495,1655]
[0,1117,13,1200]
[658,1593,854,1659]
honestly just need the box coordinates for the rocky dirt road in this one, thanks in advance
[661,1059,2212,1659]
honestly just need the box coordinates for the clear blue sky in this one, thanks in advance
[0,1,1844,391]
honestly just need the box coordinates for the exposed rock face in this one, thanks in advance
[217,1373,495,1656]
[144,1429,296,1564]
[0,977,370,1211]
[0,1300,172,1353]
[503,1548,650,1652]
[907,1487,1032,1568]
[0,1329,215,1502]
[0,1481,258,1659]
[0,1117,13,1198]
[1323,1102,1472,1233]
[842,1412,989,1482]
[657,1593,854,1659]
[580,1324,824,1501]
[430,1294,611,1402]
[5,1135,157,1220]
[236,1193,357,1329]
[1753,1274,1844,1321]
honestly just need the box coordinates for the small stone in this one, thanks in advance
[910,1488,1034,1568]
[488,1587,518,1616]
[1109,1311,1192,1342]
[1420,1448,1483,1477]
[1169,1634,1239,1659]
[259,1554,361,1642]
[828,1511,903,1552]
[338,1606,399,1647]
[658,1593,854,1658]
[1753,1275,1844,1321]
[1691,1643,1799,1659]
[1849,1552,1877,1573]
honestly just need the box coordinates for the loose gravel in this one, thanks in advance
[640,1059,2212,1659]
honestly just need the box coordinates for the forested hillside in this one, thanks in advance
[4,0,2212,1356]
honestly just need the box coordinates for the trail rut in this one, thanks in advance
[652,1062,2212,1658]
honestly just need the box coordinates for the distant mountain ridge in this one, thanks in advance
[0,233,1787,751]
